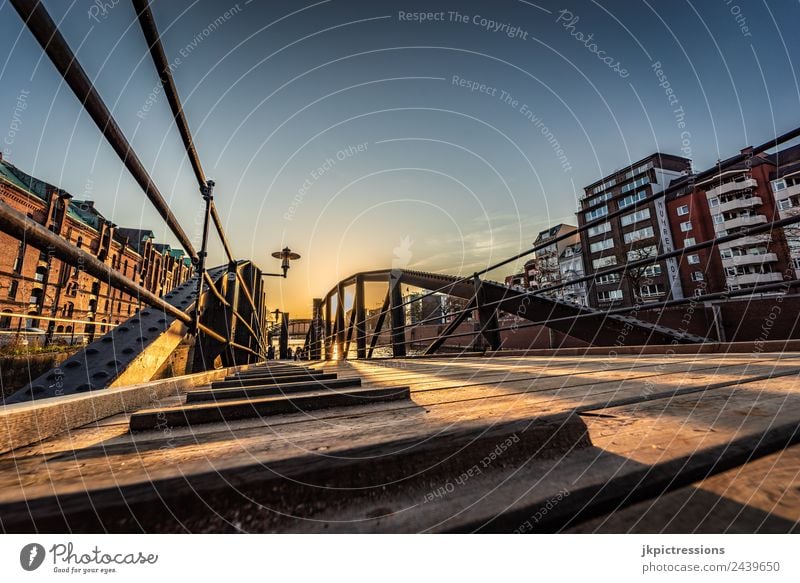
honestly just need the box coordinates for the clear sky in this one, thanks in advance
[1,0,799,317]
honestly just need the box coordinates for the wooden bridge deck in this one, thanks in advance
[1,346,799,533]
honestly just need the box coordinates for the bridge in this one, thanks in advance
[1,0,799,533]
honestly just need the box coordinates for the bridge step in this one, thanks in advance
[212,372,338,389]
[129,385,410,431]
[186,377,363,402]
[231,368,320,379]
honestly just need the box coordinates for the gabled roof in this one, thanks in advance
[560,242,582,259]
[117,227,155,253]
[0,157,65,201]
[533,223,577,245]
[68,200,107,230]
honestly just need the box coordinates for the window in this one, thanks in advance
[587,221,612,237]
[0,311,12,329]
[621,208,651,227]
[624,226,655,244]
[7,280,18,300]
[12,241,25,273]
[589,238,614,253]
[621,176,649,194]
[639,283,665,298]
[687,254,701,265]
[708,197,720,207]
[684,237,696,247]
[597,289,623,302]
[592,256,618,269]
[627,245,658,261]
[618,189,648,209]
[595,273,620,285]
[691,271,705,281]
[793,257,800,269]
[584,205,609,221]
[778,199,794,211]
[680,220,693,232]
[712,215,725,225]
[725,267,738,276]
[772,179,787,192]
[641,264,662,277]
[677,205,690,216]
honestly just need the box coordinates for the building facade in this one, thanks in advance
[0,154,193,341]
[558,242,587,305]
[663,145,800,298]
[769,148,800,280]
[525,223,579,293]
[577,153,691,307]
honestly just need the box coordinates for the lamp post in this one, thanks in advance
[263,247,301,278]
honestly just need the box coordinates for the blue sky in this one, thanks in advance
[1,0,798,315]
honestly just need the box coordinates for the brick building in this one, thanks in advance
[769,148,800,280]
[577,153,691,307]
[0,154,193,341]
[665,145,800,297]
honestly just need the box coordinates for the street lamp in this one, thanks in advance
[263,247,301,278]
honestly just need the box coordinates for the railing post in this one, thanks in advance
[191,180,214,335]
[279,311,290,359]
[389,273,406,357]
[324,294,333,360]
[474,273,501,351]
[310,298,323,360]
[355,275,366,358]
[223,261,240,365]
[336,282,346,358]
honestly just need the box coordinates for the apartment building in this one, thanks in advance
[524,223,579,293]
[558,242,587,305]
[577,153,691,307]
[769,151,800,279]
[0,154,193,340]
[504,273,527,289]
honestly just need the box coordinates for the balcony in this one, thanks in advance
[706,177,758,198]
[718,233,771,250]
[726,272,783,286]
[722,214,767,231]
[716,196,762,214]
[778,205,800,221]
[772,182,800,202]
[721,252,778,269]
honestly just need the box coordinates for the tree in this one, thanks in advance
[624,245,658,302]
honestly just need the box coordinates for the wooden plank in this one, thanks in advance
[0,362,263,454]
[567,444,800,533]
[186,377,363,402]
[211,372,338,389]
[1,352,799,533]
[0,412,592,532]
[448,420,800,533]
[129,385,411,431]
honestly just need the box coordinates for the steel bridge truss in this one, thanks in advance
[307,268,709,361]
